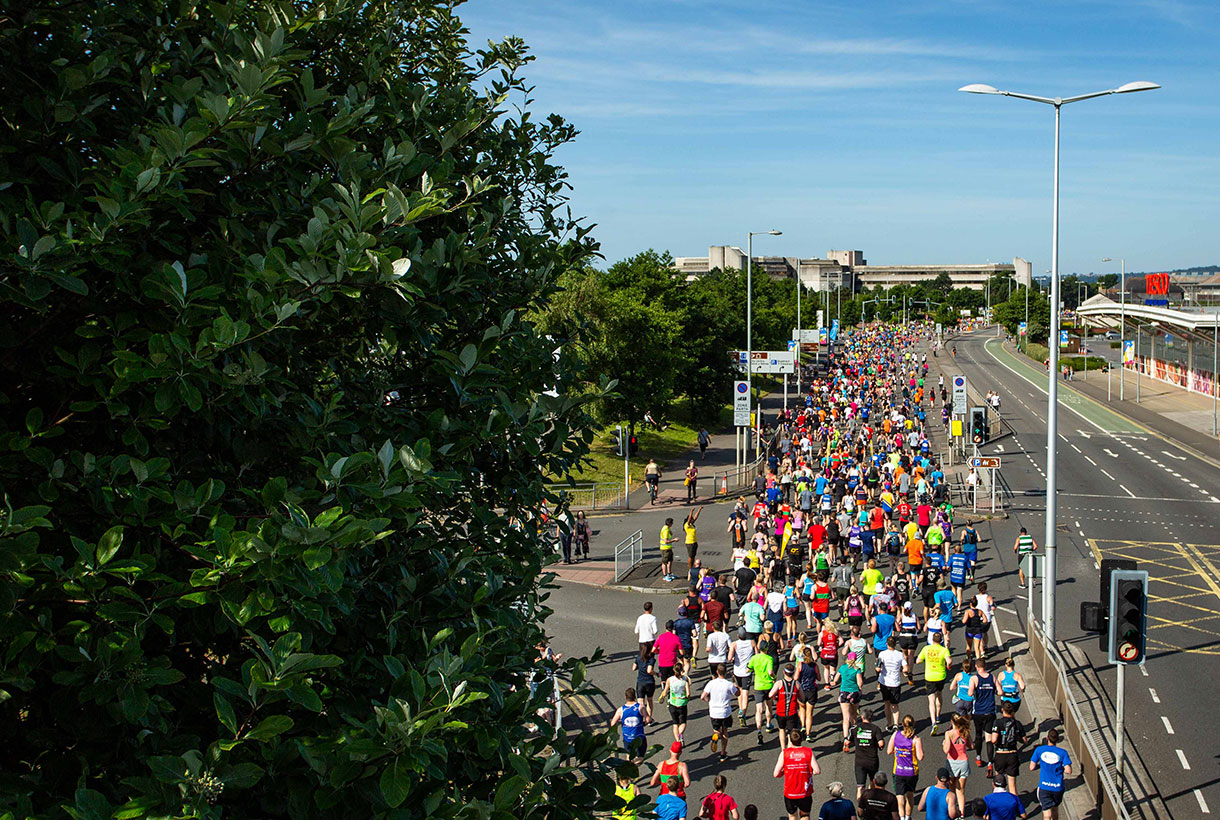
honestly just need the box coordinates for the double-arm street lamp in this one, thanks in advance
[747,230,782,455]
[960,79,1159,643]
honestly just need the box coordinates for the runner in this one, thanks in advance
[974,583,995,654]
[769,663,807,751]
[650,740,691,799]
[961,598,986,661]
[858,772,899,820]
[833,652,864,752]
[851,709,887,801]
[916,631,952,734]
[942,714,973,812]
[632,653,658,725]
[797,645,820,741]
[876,636,908,730]
[989,701,1027,795]
[748,638,777,746]
[774,730,822,820]
[896,601,921,685]
[998,657,1026,714]
[610,687,646,762]
[698,775,740,820]
[635,601,658,661]
[1014,527,1037,587]
[886,714,924,820]
[613,766,640,820]
[1029,729,1072,820]
[984,775,1025,820]
[728,628,755,727]
[969,657,998,775]
[701,663,739,764]
[816,781,857,820]
[819,620,842,690]
[659,660,692,744]
[915,768,957,820]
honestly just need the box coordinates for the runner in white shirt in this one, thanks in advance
[706,622,731,667]
[701,664,740,763]
[634,603,658,660]
[727,628,755,726]
[876,636,909,731]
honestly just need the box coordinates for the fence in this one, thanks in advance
[613,529,644,583]
[1026,619,1131,820]
[714,427,782,496]
[543,481,626,511]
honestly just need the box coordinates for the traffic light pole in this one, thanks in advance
[1115,663,1126,796]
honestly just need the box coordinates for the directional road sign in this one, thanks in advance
[970,456,1001,469]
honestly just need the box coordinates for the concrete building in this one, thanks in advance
[671,245,1028,291]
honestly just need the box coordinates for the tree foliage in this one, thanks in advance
[0,2,610,819]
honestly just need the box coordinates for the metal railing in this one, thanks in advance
[613,529,644,582]
[714,427,781,496]
[1026,620,1131,820]
[544,481,626,511]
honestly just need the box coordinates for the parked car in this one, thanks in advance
[1104,330,1120,340]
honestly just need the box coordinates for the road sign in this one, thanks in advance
[733,380,750,426]
[792,329,820,343]
[730,350,795,374]
[970,456,1001,468]
[951,375,967,414]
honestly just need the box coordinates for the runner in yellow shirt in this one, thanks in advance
[916,631,952,735]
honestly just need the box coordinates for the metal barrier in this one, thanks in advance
[544,481,626,511]
[715,428,781,496]
[1026,619,1131,820]
[613,529,644,582]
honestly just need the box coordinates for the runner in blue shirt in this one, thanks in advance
[984,776,1025,820]
[960,524,980,581]
[947,545,970,601]
[1030,729,1072,819]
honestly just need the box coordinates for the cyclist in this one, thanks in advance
[645,458,662,504]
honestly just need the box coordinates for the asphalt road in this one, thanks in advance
[950,329,1220,818]
[543,341,1070,820]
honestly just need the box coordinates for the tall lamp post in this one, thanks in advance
[1103,258,1126,399]
[960,79,1159,643]
[747,229,782,456]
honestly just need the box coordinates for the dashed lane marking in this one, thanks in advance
[1163,716,1175,734]
[1177,749,1191,770]
[1196,789,1210,814]
[1149,688,1160,703]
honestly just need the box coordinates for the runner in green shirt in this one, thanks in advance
[1013,527,1037,585]
[747,651,775,746]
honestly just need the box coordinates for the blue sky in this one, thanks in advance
[461,0,1218,276]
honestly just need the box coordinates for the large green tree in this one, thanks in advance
[0,2,611,819]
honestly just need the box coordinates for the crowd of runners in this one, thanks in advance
[614,325,1068,820]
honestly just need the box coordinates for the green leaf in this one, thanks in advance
[218,762,264,789]
[96,526,123,565]
[380,757,411,808]
[25,407,43,434]
[494,775,526,810]
[214,691,238,734]
[246,714,293,741]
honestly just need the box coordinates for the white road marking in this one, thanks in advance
[1080,431,1092,439]
[1103,449,1119,458]
[1071,444,1082,453]
[1196,789,1210,814]
[1163,450,1187,461]
[997,606,1017,615]
[1139,664,1149,677]
[1119,484,1136,498]
[1002,630,1024,637]
[1085,456,1097,465]
[1162,715,1175,734]
[1100,469,1115,480]
[1149,688,1160,703]
[1177,749,1191,770]
[997,445,1005,452]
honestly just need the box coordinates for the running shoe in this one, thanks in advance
[986,763,994,778]
[757,730,764,745]
[975,757,984,768]
[719,753,728,763]
[930,723,941,736]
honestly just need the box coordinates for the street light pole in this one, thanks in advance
[746,229,782,457]
[960,79,1159,644]
[1103,257,1127,399]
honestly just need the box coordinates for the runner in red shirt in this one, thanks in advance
[807,518,826,552]
[773,731,821,820]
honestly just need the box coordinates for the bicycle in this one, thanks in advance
[647,474,660,505]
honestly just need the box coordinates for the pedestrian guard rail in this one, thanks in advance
[543,481,626,511]
[613,529,644,583]
[1026,619,1130,820]
[714,426,781,496]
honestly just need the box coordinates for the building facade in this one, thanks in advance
[671,246,1030,291]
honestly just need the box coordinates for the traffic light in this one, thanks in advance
[1097,558,1137,653]
[613,425,625,457]
[1108,570,1148,666]
[628,434,639,455]
[970,407,988,444]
